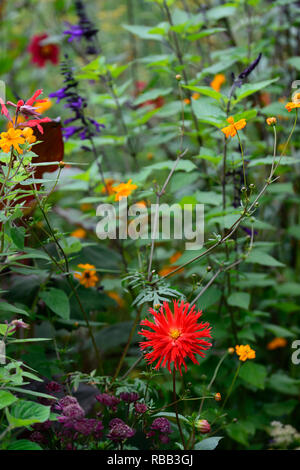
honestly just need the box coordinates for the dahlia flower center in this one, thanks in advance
[169,328,181,340]
[41,45,52,57]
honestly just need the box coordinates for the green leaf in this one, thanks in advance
[7,439,42,450]
[0,302,29,316]
[234,78,279,103]
[265,324,295,338]
[134,88,172,106]
[182,85,225,102]
[264,399,298,417]
[39,288,70,320]
[10,226,26,250]
[0,390,18,410]
[286,57,300,71]
[194,437,223,450]
[6,400,51,428]
[267,372,300,396]
[123,24,162,41]
[228,292,250,310]
[246,250,285,267]
[239,362,267,389]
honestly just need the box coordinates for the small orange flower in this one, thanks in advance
[192,92,200,100]
[228,347,235,354]
[267,337,287,351]
[34,98,52,114]
[108,291,125,308]
[147,152,153,160]
[285,93,300,112]
[80,203,93,212]
[214,392,221,402]
[266,117,277,126]
[0,128,25,153]
[183,98,190,105]
[112,179,137,201]
[221,116,247,138]
[21,127,37,146]
[210,74,226,92]
[235,344,256,361]
[101,178,115,195]
[74,263,99,288]
[159,252,183,277]
[71,228,87,239]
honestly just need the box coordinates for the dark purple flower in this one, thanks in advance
[45,381,61,393]
[109,418,124,428]
[107,420,135,442]
[63,24,84,42]
[63,126,80,139]
[56,395,78,411]
[95,393,120,412]
[120,392,139,403]
[62,403,85,419]
[159,434,170,444]
[150,418,172,434]
[135,402,148,414]
[49,87,68,103]
[29,431,45,444]
[74,418,103,437]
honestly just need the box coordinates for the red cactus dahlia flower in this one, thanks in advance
[28,34,59,67]
[139,300,212,375]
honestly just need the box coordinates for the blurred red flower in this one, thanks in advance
[134,81,164,109]
[139,300,212,375]
[28,34,59,67]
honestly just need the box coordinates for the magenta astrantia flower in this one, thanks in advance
[119,392,139,403]
[95,393,120,412]
[139,300,212,375]
[107,419,135,442]
[134,403,148,414]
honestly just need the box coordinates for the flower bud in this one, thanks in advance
[266,117,277,126]
[175,74,182,81]
[228,347,235,354]
[214,392,221,402]
[195,419,211,434]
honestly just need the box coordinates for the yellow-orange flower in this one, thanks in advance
[74,263,99,288]
[235,344,256,361]
[183,98,190,105]
[159,252,183,277]
[21,127,37,145]
[112,179,137,201]
[266,117,277,126]
[34,98,52,114]
[0,128,25,153]
[192,92,200,100]
[71,228,87,239]
[80,203,93,212]
[285,93,300,112]
[101,178,115,195]
[210,73,226,92]
[267,337,287,351]
[221,116,247,138]
[108,291,125,308]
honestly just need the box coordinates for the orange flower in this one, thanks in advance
[101,178,115,195]
[183,98,190,105]
[71,228,87,239]
[221,116,247,138]
[159,252,183,277]
[34,98,52,114]
[170,251,182,264]
[108,291,125,308]
[285,93,300,112]
[266,117,277,126]
[80,203,93,212]
[267,337,287,351]
[0,128,25,153]
[112,179,137,201]
[235,344,256,361]
[214,392,221,402]
[74,263,99,288]
[192,92,200,100]
[210,73,226,92]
